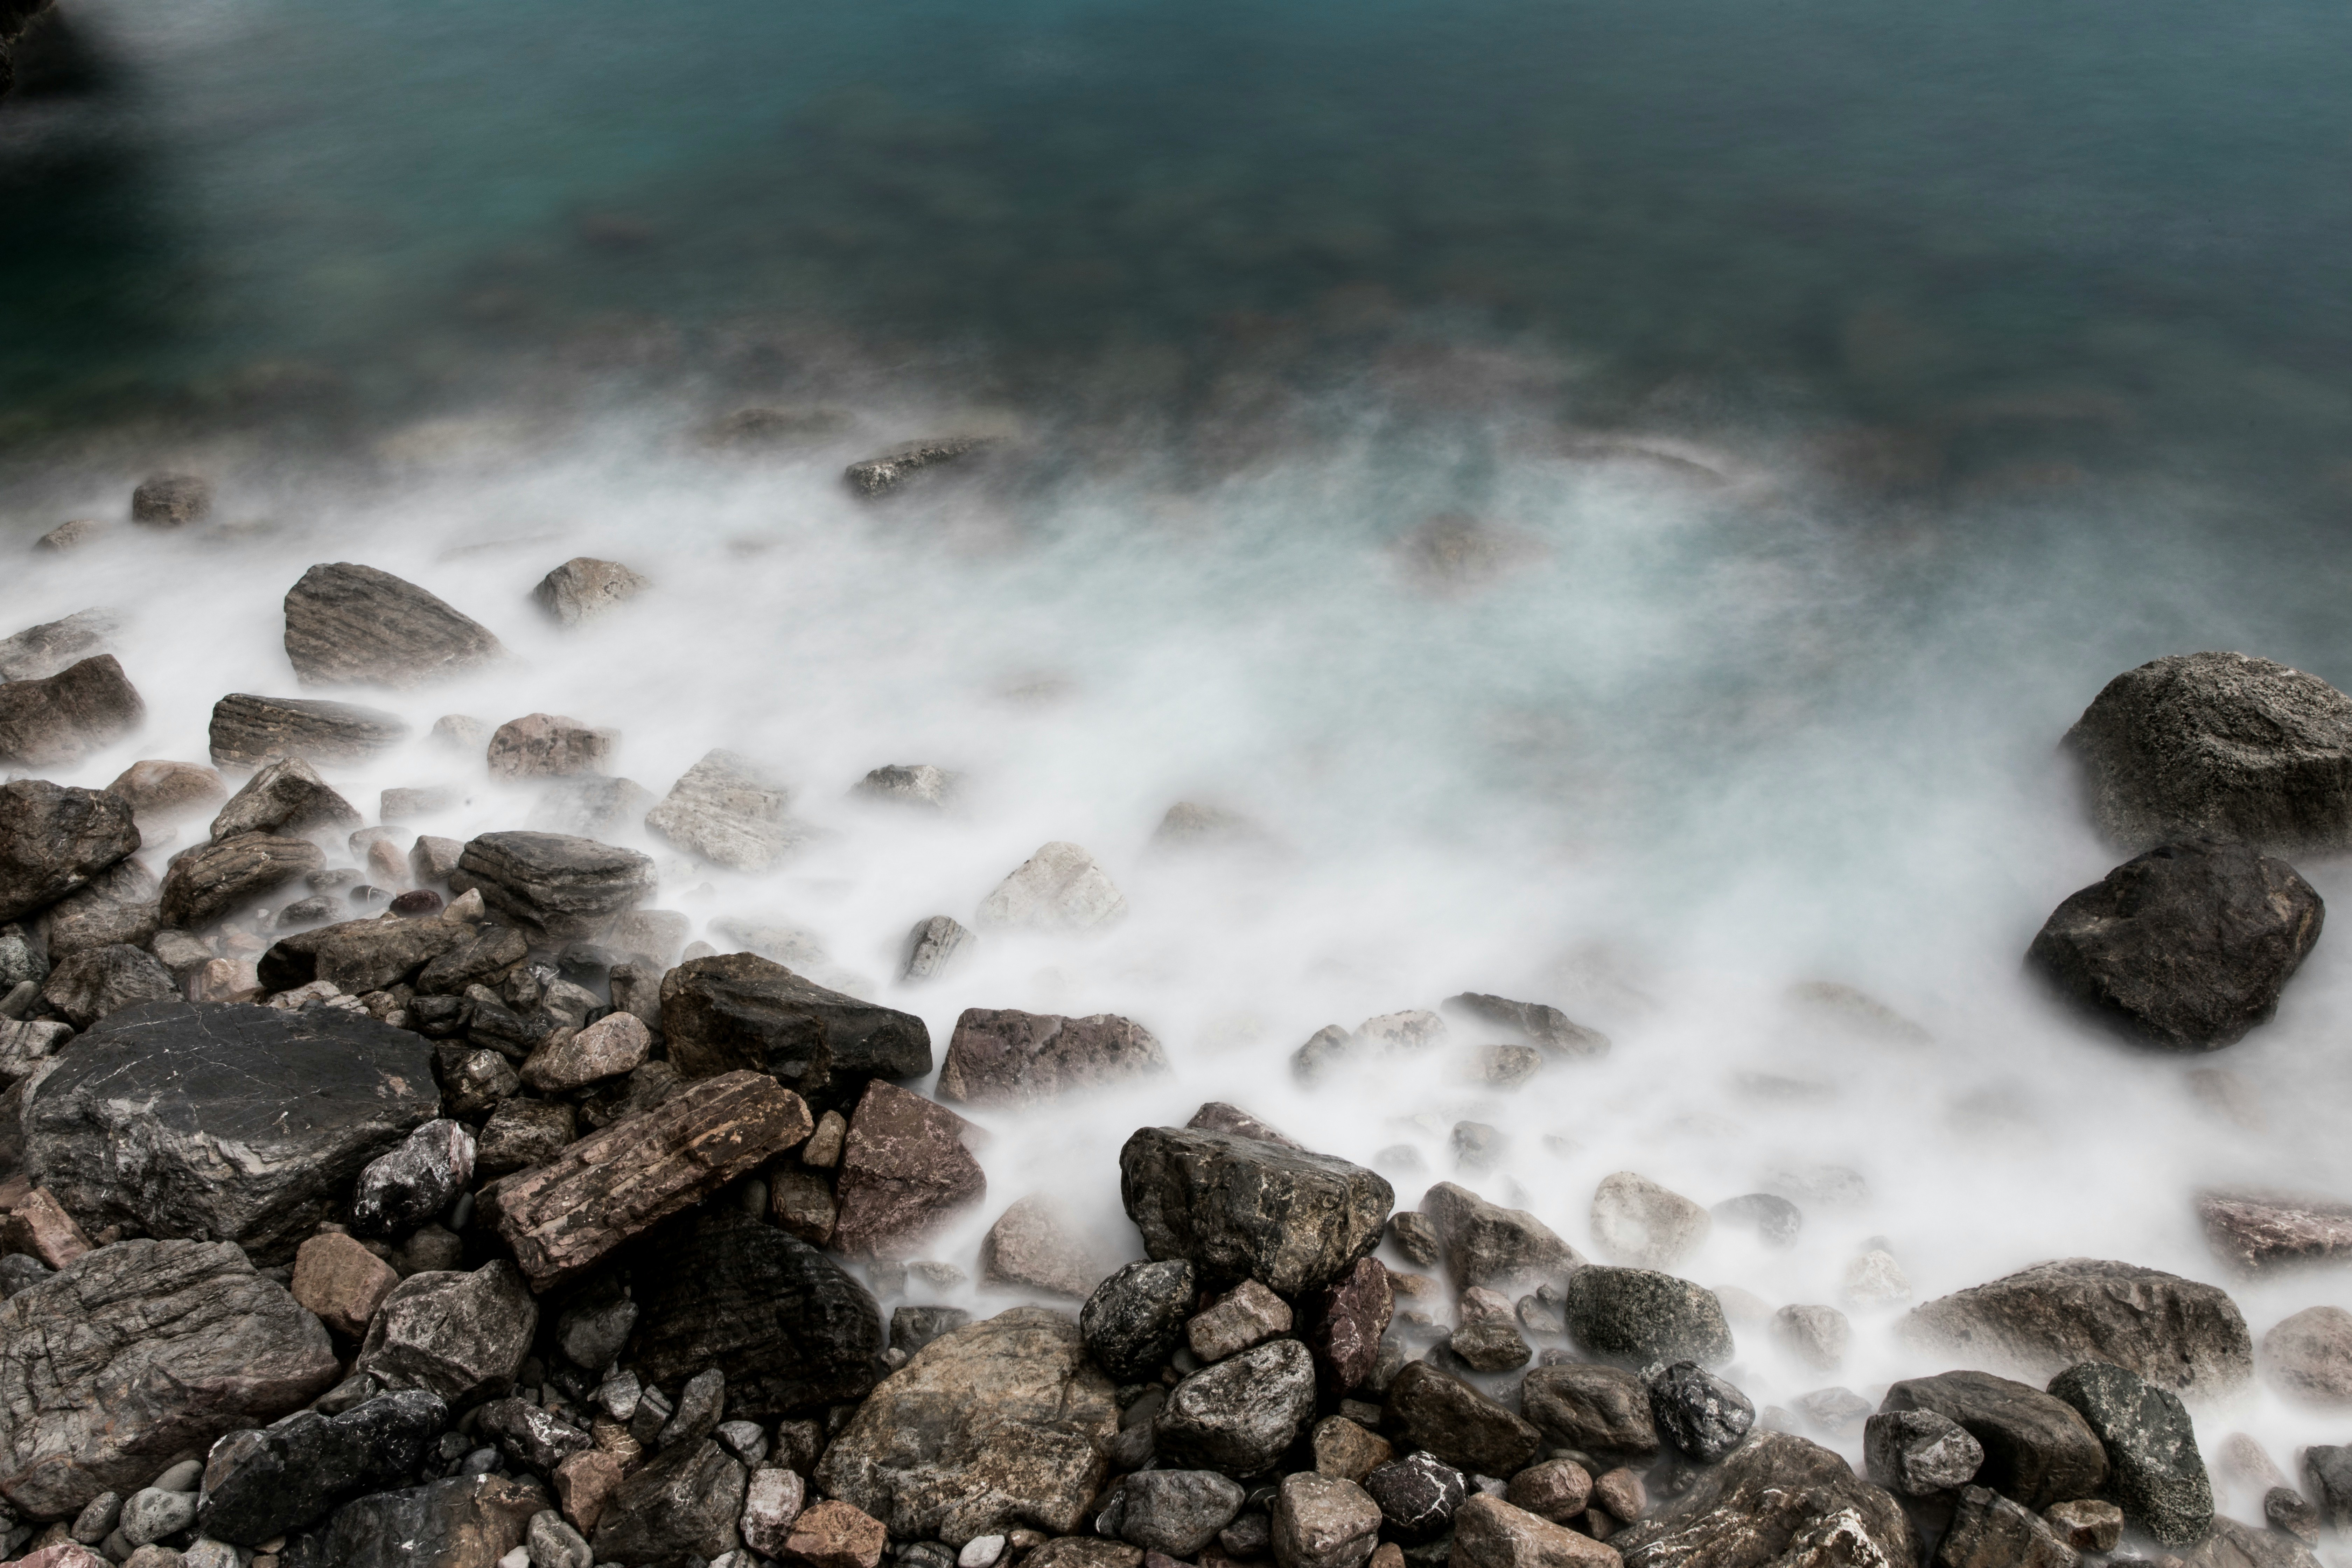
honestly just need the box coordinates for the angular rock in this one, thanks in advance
[974,842,1127,933]
[1933,1485,2077,1568]
[2026,840,2323,1050]
[535,558,649,625]
[107,761,227,822]
[0,782,141,925]
[257,915,470,995]
[2041,1499,2122,1553]
[980,1194,1110,1298]
[660,953,930,1107]
[1312,1417,1393,1483]
[1647,1362,1754,1463]
[284,563,505,688]
[0,609,118,683]
[738,1465,806,1555]
[479,1396,592,1472]
[26,1000,438,1260]
[1442,993,1611,1060]
[771,1167,837,1245]
[1363,1450,1465,1543]
[209,758,359,842]
[475,1096,577,1176]
[291,1232,400,1338]
[1610,1431,1914,1568]
[38,859,160,960]
[1450,1494,1619,1568]
[450,832,656,940]
[416,922,530,996]
[845,435,1000,496]
[1903,1258,2251,1397]
[0,656,144,768]
[280,1474,546,1568]
[891,1305,971,1358]
[1189,1278,1293,1362]
[1420,1183,1580,1293]
[1119,1126,1393,1296]
[2261,1304,2352,1404]
[40,943,175,1028]
[197,1389,446,1544]
[830,1080,985,1260]
[1385,1361,1541,1477]
[1522,1364,1660,1461]
[1271,1473,1380,1568]
[522,1010,650,1092]
[1118,1470,1246,1557]
[1156,1337,1318,1476]
[856,763,957,808]
[645,751,812,872]
[2045,1360,2212,1547]
[160,834,324,929]
[816,1307,1116,1545]
[209,693,409,770]
[351,1119,475,1236]
[902,915,975,983]
[1863,1408,1984,1496]
[1772,1304,1850,1373]
[0,1239,338,1519]
[940,1008,1165,1107]
[0,1185,91,1269]
[1561,1267,1734,1368]
[355,1259,538,1404]
[780,1497,885,1568]
[1306,1256,1394,1392]
[2198,1191,2352,1276]
[1879,1371,2106,1511]
[1082,1259,1197,1381]
[1590,1172,1710,1271]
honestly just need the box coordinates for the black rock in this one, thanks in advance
[891,1305,972,1357]
[1561,1266,1735,1367]
[1363,1450,1467,1543]
[258,915,471,995]
[1711,1193,1802,1247]
[209,692,411,770]
[588,1438,749,1566]
[1154,1336,1319,1475]
[477,1395,593,1472]
[355,1260,538,1405]
[280,1474,546,1568]
[2026,840,2323,1050]
[2045,1361,2212,1547]
[463,996,551,1058]
[1521,1363,1661,1461]
[450,831,656,940]
[658,951,932,1109]
[160,834,326,930]
[1932,1484,2077,1568]
[1384,1360,1543,1477]
[39,941,176,1028]
[0,779,140,923]
[198,1389,447,1545]
[2304,1445,2352,1531]
[1610,1431,1915,1568]
[350,1119,476,1237]
[435,1044,522,1118]
[1648,1361,1755,1463]
[1863,1408,1984,1496]
[1119,1125,1393,1296]
[283,562,507,688]
[1081,1258,1197,1381]
[1879,1370,2107,1511]
[411,994,472,1037]
[0,655,145,768]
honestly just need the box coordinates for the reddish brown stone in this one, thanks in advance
[1,1185,92,1269]
[556,1448,625,1534]
[829,1081,985,1259]
[784,1498,888,1568]
[1306,1255,1394,1392]
[937,1008,1166,1107]
[291,1231,399,1337]
[2200,1190,2352,1275]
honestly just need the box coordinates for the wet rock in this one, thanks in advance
[981,1194,1110,1298]
[831,1080,986,1259]
[1710,1193,1801,1248]
[160,834,324,929]
[739,1465,807,1555]
[0,657,145,768]
[0,780,140,925]
[1271,1473,1380,1568]
[1934,1485,2077,1568]
[1306,1255,1395,1392]
[290,1232,400,1338]
[902,915,976,982]
[257,915,470,995]
[2197,1191,2352,1276]
[1156,1337,1318,1475]
[479,1395,592,1473]
[645,750,812,872]
[2260,1305,2352,1403]
[522,1010,650,1091]
[475,1096,577,1175]
[1082,1259,1197,1381]
[1441,993,1610,1060]
[535,558,649,625]
[581,1435,749,1564]
[197,1388,447,1544]
[770,1167,838,1244]
[1363,1450,1465,1543]
[209,757,359,842]
[416,922,528,995]
[351,1118,475,1237]
[939,1008,1166,1106]
[106,760,226,824]
[356,1259,536,1404]
[131,474,212,526]
[26,999,437,1260]
[2045,1360,2212,1547]
[280,1472,545,1568]
[1863,1408,1984,1496]
[1589,1172,1709,1271]
[1879,1371,2107,1511]
[1611,1430,1913,1568]
[2026,840,2323,1050]
[0,609,117,683]
[1120,1471,1247,1556]
[1450,1494,1619,1568]
[855,764,958,808]
[450,832,655,940]
[1521,1364,1659,1461]
[1561,1268,1734,1368]
[974,842,1127,933]
[1189,1279,1293,1361]
[816,1306,1116,1544]
[283,563,505,688]
[1119,1126,1392,1296]
[412,834,466,884]
[0,1239,338,1519]
[660,952,930,1108]
[40,943,175,1027]
[845,435,1001,496]
[1385,1361,1542,1477]
[1420,1183,1579,1293]
[39,859,160,960]
[1900,1258,2252,1395]
[2043,1500,2123,1553]
[1648,1362,1754,1462]
[209,693,410,770]
[482,1070,813,1289]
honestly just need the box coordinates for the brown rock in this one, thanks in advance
[2043,1499,2123,1553]
[830,1080,986,1260]
[1312,1416,1394,1483]
[771,1168,837,1245]
[1305,1257,1393,1392]
[486,714,616,780]
[283,563,506,688]
[1028,1544,1143,1568]
[939,1007,1166,1107]
[980,1194,1111,1297]
[290,1231,399,1337]
[658,952,931,1109]
[131,474,211,525]
[1421,1182,1581,1293]
[1589,1470,1645,1525]
[555,1448,625,1534]
[475,1097,578,1177]
[803,1110,847,1168]
[1506,1461,1593,1526]
[105,761,226,821]
[1899,1256,2251,1396]
[521,1011,651,1092]
[786,1498,888,1568]
[1274,1472,1382,1568]
[2261,1305,2352,1404]
[412,835,465,884]
[255,914,470,995]
[0,657,145,768]
[481,1069,815,1290]
[208,757,360,842]
[2199,1191,2352,1276]
[1188,1100,1304,1149]
[1607,1432,1912,1568]
[208,693,410,771]
[535,558,649,626]
[1189,1278,1293,1361]
[1371,1546,1405,1568]
[0,1185,92,1269]
[37,859,160,960]
[160,835,324,930]
[188,958,261,1003]
[1449,1494,1620,1568]
[0,780,141,925]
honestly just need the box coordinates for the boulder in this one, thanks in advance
[2260,1304,2352,1404]
[1561,1267,1734,1367]
[939,1008,1166,1106]
[131,473,211,525]
[522,1011,650,1091]
[974,842,1127,933]
[256,915,470,995]
[1772,1304,1850,1372]
[1270,1473,1380,1568]
[815,1307,1117,1544]
[25,1000,439,1261]
[474,1097,576,1176]
[449,832,655,940]
[1119,1126,1393,1296]
[2045,1361,2212,1547]
[209,758,359,842]
[0,781,140,923]
[106,761,227,822]
[1449,1494,1619,1568]
[1189,1279,1292,1361]
[659,953,930,1108]
[482,1069,812,1289]
[1081,1259,1197,1381]
[485,714,614,780]
[40,943,175,1028]
[0,609,118,683]
[644,751,812,872]
[208,693,409,770]
[477,1396,590,1472]
[1610,1431,1915,1568]
[1932,1485,2077,1568]
[2025,840,2323,1050]
[0,656,144,767]
[1305,1255,1394,1391]
[1441,993,1611,1059]
[1384,1362,1542,1478]
[1155,1337,1318,1475]
[0,1239,339,1519]
[1589,1172,1710,1271]
[2197,1190,2352,1276]
[1901,1258,2252,1396]
[980,1194,1111,1298]
[38,859,160,960]
[416,922,529,996]
[1862,1409,1984,1496]
[1647,1362,1753,1463]
[845,435,1000,496]
[197,1389,446,1544]
[290,1232,400,1338]
[280,1474,545,1568]
[1119,1470,1246,1557]
[535,558,649,625]
[355,1259,537,1404]
[1521,1364,1660,1461]
[1363,1451,1465,1543]
[1878,1371,2106,1511]
[283,563,505,687]
[830,1080,986,1259]
[902,915,975,982]
[1420,1183,1580,1293]
[159,835,324,929]
[350,1119,475,1236]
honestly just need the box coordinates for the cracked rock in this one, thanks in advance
[0,780,141,923]
[283,563,505,688]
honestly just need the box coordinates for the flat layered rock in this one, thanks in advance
[481,1069,813,1290]
[0,608,118,682]
[284,563,505,687]
[210,693,409,770]
[830,1081,986,1259]
[209,757,360,841]
[1119,1126,1392,1297]
[1901,1258,2252,1396]
[939,1008,1166,1107]
[1611,1431,1916,1568]
[0,780,140,923]
[38,857,160,959]
[660,953,930,1109]
[450,832,656,940]
[0,656,144,768]
[257,914,472,995]
[644,750,813,872]
[159,834,325,931]
[2198,1191,2352,1276]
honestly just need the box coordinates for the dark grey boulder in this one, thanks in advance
[1082,1258,1197,1381]
[1648,1360,1754,1462]
[1932,1484,2077,1568]
[209,757,360,841]
[1384,1360,1542,1478]
[210,692,410,770]
[39,941,175,1028]
[160,834,324,929]
[1362,1450,1466,1543]
[449,831,655,940]
[1441,992,1610,1058]
[283,563,506,688]
[589,1438,748,1566]
[2045,1360,2212,1547]
[1521,1363,1660,1461]
[0,779,140,923]
[1119,1125,1392,1296]
[1864,1408,1984,1496]
[1155,1336,1318,1475]
[2025,840,2322,1051]
[197,1389,447,1545]
[1118,1470,1247,1557]
[350,1119,476,1237]
[257,914,471,995]
[0,655,144,768]
[1610,1430,1917,1568]
[1561,1266,1734,1367]
[24,1000,440,1262]
[356,1260,537,1405]
[1879,1370,2107,1511]
[1901,1258,2252,1396]
[658,952,931,1109]
[415,922,529,996]
[38,857,160,960]
[280,1474,546,1568]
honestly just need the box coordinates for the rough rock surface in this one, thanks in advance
[939,1008,1166,1106]
[1879,1371,2107,1511]
[1863,1409,1984,1496]
[25,1000,438,1261]
[1082,1259,1197,1381]
[1450,1494,1619,1568]
[209,693,410,769]
[1306,1256,1394,1392]
[2045,1361,2212,1547]
[485,714,615,781]
[535,558,649,625]
[350,1119,475,1236]
[2197,1191,2352,1276]
[981,1194,1111,1298]
[1420,1183,1580,1292]
[289,1231,400,1337]
[1155,1337,1319,1475]
[355,1260,537,1404]
[902,915,975,982]
[38,858,160,960]
[816,1307,1116,1545]
[1270,1472,1381,1568]
[1590,1172,1711,1271]
[660,953,930,1107]
[197,1388,446,1544]
[39,943,175,1028]
[522,1010,651,1092]
[1648,1361,1754,1462]
[1522,1364,1660,1461]
[0,656,145,767]
[1442,992,1611,1059]
[845,435,1000,496]
[1384,1362,1542,1478]
[0,608,118,683]
[257,915,470,995]
[1363,1451,1465,1543]
[1119,1469,1246,1557]
[1119,1126,1392,1296]
[831,1080,987,1259]
[1562,1267,1734,1367]
[1610,1431,1917,1568]
[159,834,324,929]
[0,781,140,924]
[644,750,812,872]
[281,1472,545,1568]
[2260,1304,2352,1404]
[0,1239,339,1519]
[450,832,656,940]
[209,757,359,842]
[284,564,505,687]
[1932,1485,2077,1568]
[2025,840,2323,1051]
[1901,1258,2252,1396]
[974,842,1127,933]
[107,760,227,822]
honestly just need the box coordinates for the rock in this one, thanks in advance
[356,1259,536,1404]
[525,774,656,839]
[1312,1418,1394,1483]
[1900,1258,2252,1396]
[1155,1337,1318,1475]
[1521,1365,1659,1461]
[521,1011,650,1091]
[416,923,529,996]
[777,1497,884,1568]
[351,1119,475,1237]
[197,1388,447,1544]
[2304,1445,2352,1530]
[2045,1361,2212,1546]
[257,915,470,995]
[2194,1513,2328,1568]
[1119,1126,1393,1296]
[39,943,175,1027]
[107,761,227,823]
[1561,1268,1734,1368]
[1386,1361,1542,1477]
[290,1232,400,1338]
[482,1070,812,1289]
[1364,1451,1465,1543]
[1589,1173,1710,1271]
[39,859,160,960]
[1082,1259,1197,1381]
[1879,1371,2107,1511]
[854,764,958,808]
[131,474,212,526]
[475,1097,577,1176]
[816,1307,1116,1544]
[770,1168,837,1245]
[1189,1279,1293,1361]
[1771,1305,1849,1372]
[739,1466,807,1555]
[1591,1469,1645,1525]
[902,916,975,982]
[1844,1249,1912,1308]
[981,1195,1110,1298]
[209,693,409,770]
[412,835,466,884]
[1933,1485,2077,1568]
[280,1473,545,1568]
[938,1008,1166,1106]
[160,835,324,929]
[1306,1256,1394,1391]
[845,435,1000,496]
[478,1394,592,1473]
[0,780,141,924]
[1863,1409,1984,1496]
[485,714,615,781]
[973,842,1127,933]
[209,758,359,842]
[830,1080,986,1259]
[1441,994,1611,1060]
[1647,1362,1754,1462]
[1420,1183,1580,1293]
[450,832,656,940]
[535,559,648,625]
[0,657,145,767]
[2261,1305,2352,1403]
[528,1510,593,1568]
[554,1450,624,1534]
[1450,1494,1619,1568]
[659,953,930,1107]
[119,1486,197,1544]
[0,1239,338,1519]
[436,1044,521,1117]
[283,564,505,687]
[1119,1471,1247,1556]
[644,751,811,872]
[0,1186,91,1268]
[0,609,118,683]
[2026,840,2323,1050]
[1610,1431,1913,1568]
[1505,1461,1592,1526]
[2043,1500,2123,1553]
[1271,1474,1380,1568]
[26,1000,438,1260]
[2197,1190,2352,1276]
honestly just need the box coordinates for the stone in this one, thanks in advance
[1450,1495,1618,1568]
[1791,1386,1873,1437]
[736,1465,806,1554]
[1591,1469,1645,1525]
[110,762,228,828]
[1451,1309,1533,1373]
[478,1396,592,1473]
[1082,1259,1197,1381]
[771,1168,838,1245]
[40,943,175,1027]
[939,1008,1166,1106]
[1879,1371,2107,1511]
[980,1195,1110,1298]
[1771,1304,1849,1372]
[1420,1183,1580,1293]
[1364,1451,1466,1543]
[644,751,811,872]
[476,1097,578,1176]
[535,558,648,625]
[776,1498,883,1568]
[160,835,324,930]
[1610,1431,1912,1568]
[2305,1445,2352,1530]
[528,1509,593,1568]
[1505,1461,1591,1526]
[351,1119,475,1237]
[483,1070,812,1289]
[1306,1256,1394,1391]
[131,474,212,525]
[1271,1474,1380,1568]
[119,1487,197,1544]
[283,563,505,688]
[554,1450,624,1534]
[450,833,655,940]
[2197,1190,2352,1276]
[0,1186,92,1269]
[279,1473,545,1568]
[1933,1485,2077,1568]
[71,1491,121,1542]
[291,1232,400,1338]
[521,1011,650,1091]
[1190,1279,1293,1361]
[39,860,161,961]
[630,1210,883,1417]
[416,923,529,996]
[26,1000,438,1261]
[973,842,1127,933]
[2266,1484,2320,1544]
[0,609,117,683]
[355,1260,538,1404]
[0,1239,338,1519]
[1901,1258,2252,1395]
[1521,1365,1660,1461]
[1119,1126,1393,1296]
[184,957,259,1002]
[197,1389,447,1544]
[0,657,145,768]
[1589,1173,1709,1270]
[2026,840,2323,1050]
[1863,1409,1984,1496]
[1647,1361,1753,1462]
[1313,1418,1394,1483]
[209,694,408,770]
[891,1305,971,1357]
[902,916,975,982]
[209,758,359,842]
[1189,1100,1303,1148]
[1441,994,1611,1060]
[1561,1268,1734,1368]
[486,715,615,781]
[412,835,466,883]
[2261,1304,2352,1403]
[660,953,930,1107]
[257,915,470,995]
[436,1045,520,1116]
[1385,1362,1542,1477]
[831,1080,986,1259]
[845,435,1001,496]
[855,764,958,808]
[1156,1337,1318,1476]
[2043,1500,2122,1553]
[0,780,140,924]
[1843,1249,1912,1308]
[2045,1360,2212,1547]
[1121,1471,1247,1556]
[0,1016,70,1086]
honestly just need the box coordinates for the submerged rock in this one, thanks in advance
[938,1007,1166,1106]
[1119,1125,1392,1296]
[485,714,616,780]
[535,557,649,625]
[1441,992,1610,1059]
[844,435,1001,496]
[1589,1171,1710,1271]
[0,656,144,767]
[209,693,410,770]
[0,608,118,682]
[283,562,505,687]
[902,915,976,982]
[974,842,1127,933]
[131,473,212,526]
[0,780,140,924]
[1901,1258,2252,1396]
[660,952,931,1108]
[1878,1370,2106,1511]
[645,749,812,872]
